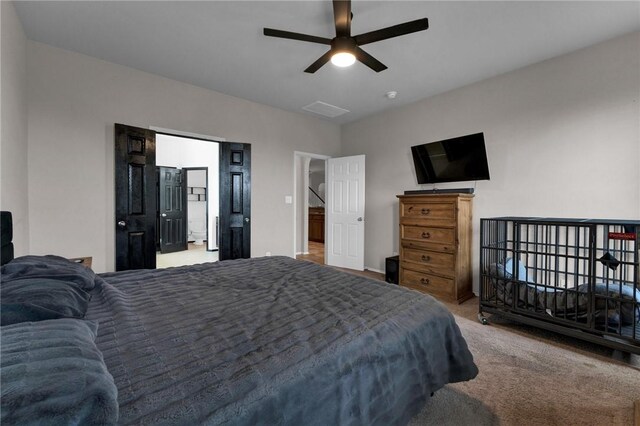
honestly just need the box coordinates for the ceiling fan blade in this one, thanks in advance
[333,0,351,37]
[263,28,332,45]
[354,47,387,72]
[354,18,429,46]
[304,50,334,73]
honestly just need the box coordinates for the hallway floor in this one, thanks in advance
[156,243,218,269]
[297,241,384,281]
[296,241,325,265]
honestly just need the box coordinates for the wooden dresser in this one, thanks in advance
[397,193,473,303]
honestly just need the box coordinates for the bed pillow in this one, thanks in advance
[491,260,528,282]
[577,282,640,325]
[1,318,118,425]
[504,257,529,281]
[1,255,97,290]
[0,278,91,326]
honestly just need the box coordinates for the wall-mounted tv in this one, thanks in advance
[411,132,490,184]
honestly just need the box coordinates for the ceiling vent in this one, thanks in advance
[302,101,349,118]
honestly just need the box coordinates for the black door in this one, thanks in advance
[219,143,251,260]
[159,167,188,254]
[115,124,157,270]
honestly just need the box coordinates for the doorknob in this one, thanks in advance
[117,220,126,228]
[244,217,250,223]
[161,213,167,217]
[357,217,363,222]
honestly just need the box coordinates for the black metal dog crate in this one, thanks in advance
[479,217,640,354]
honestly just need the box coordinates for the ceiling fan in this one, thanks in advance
[263,0,429,73]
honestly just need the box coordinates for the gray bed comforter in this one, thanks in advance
[89,256,477,425]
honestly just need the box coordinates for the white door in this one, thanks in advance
[326,155,365,270]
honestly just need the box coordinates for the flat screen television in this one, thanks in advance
[411,132,490,184]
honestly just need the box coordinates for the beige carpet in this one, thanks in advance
[409,315,640,425]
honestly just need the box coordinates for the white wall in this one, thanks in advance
[0,1,29,255]
[26,42,341,273]
[156,134,218,249]
[341,32,640,291]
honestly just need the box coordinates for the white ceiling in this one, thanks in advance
[14,1,640,124]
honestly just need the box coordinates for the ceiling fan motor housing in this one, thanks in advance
[332,36,357,54]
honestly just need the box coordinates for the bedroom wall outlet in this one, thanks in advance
[285,196,292,204]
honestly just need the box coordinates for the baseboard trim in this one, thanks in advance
[365,266,384,274]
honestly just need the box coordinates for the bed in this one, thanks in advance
[1,215,478,425]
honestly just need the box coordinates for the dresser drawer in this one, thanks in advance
[402,248,455,274]
[401,225,456,245]
[401,202,455,223]
[402,268,454,299]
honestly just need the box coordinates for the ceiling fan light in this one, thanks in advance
[331,51,356,67]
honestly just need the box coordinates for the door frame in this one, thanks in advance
[292,151,330,261]
[150,126,226,144]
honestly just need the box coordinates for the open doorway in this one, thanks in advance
[293,152,366,271]
[156,134,219,268]
[293,152,329,265]
[115,123,251,271]
[305,159,326,263]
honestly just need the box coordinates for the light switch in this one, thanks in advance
[285,196,293,204]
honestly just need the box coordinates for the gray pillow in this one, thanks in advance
[1,319,118,425]
[1,278,91,326]
[504,257,529,281]
[1,255,97,290]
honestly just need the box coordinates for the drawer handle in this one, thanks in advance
[421,232,431,239]
[421,208,430,215]
[420,278,430,285]
[421,255,431,262]
[408,206,414,212]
